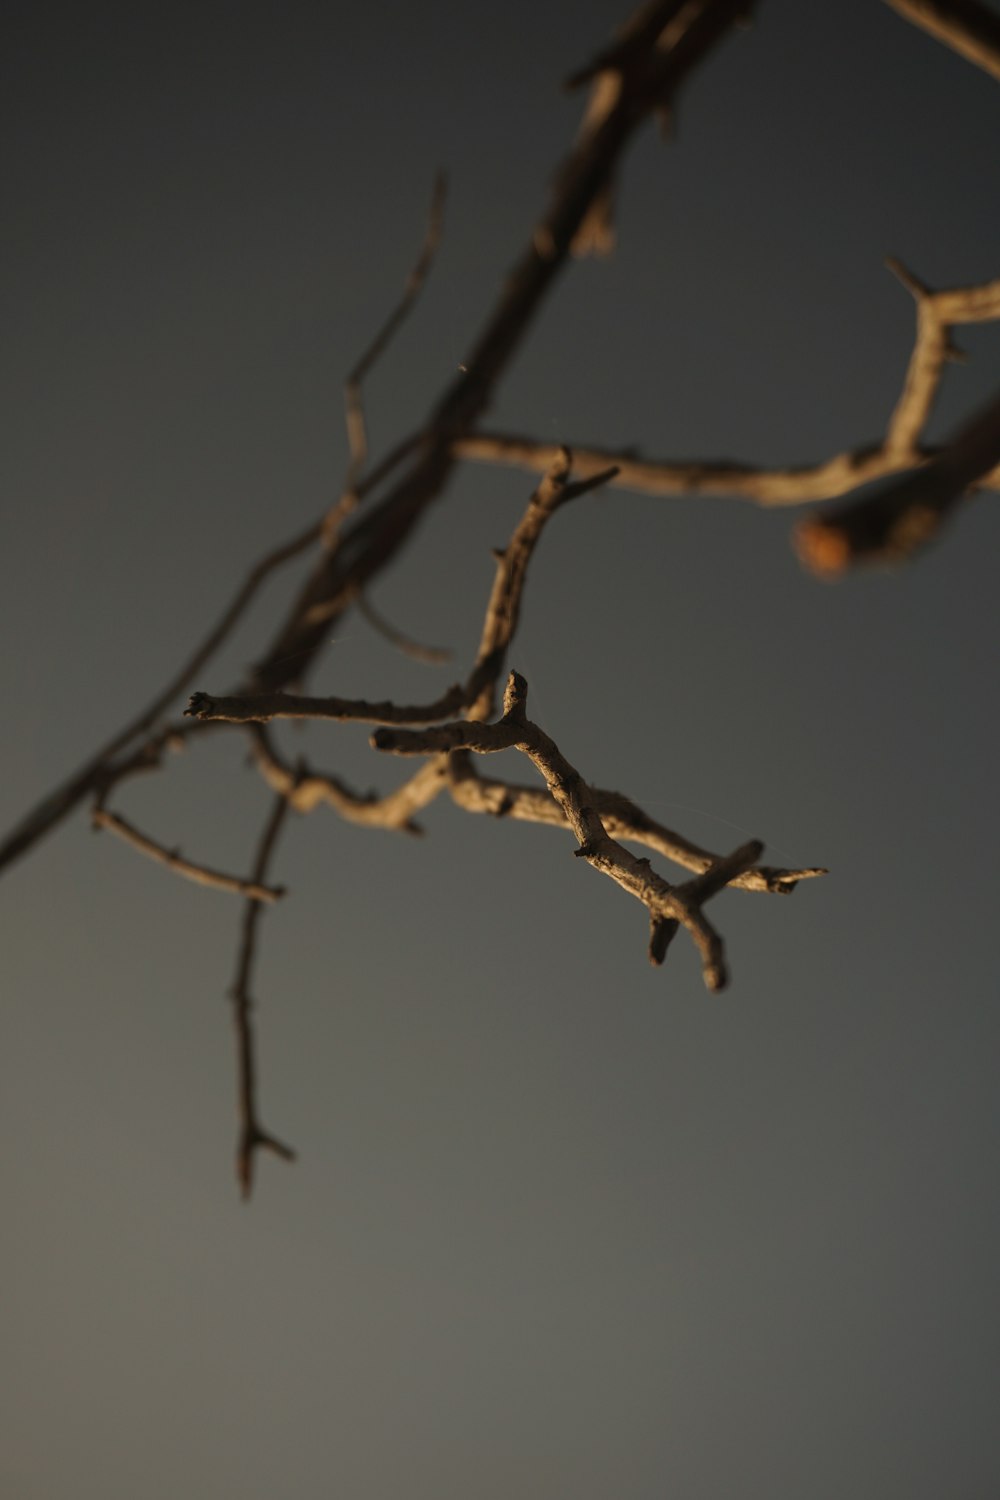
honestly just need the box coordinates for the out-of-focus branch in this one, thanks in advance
[795,384,1000,573]
[250,0,756,696]
[454,265,1000,509]
[373,671,767,991]
[341,174,448,504]
[885,0,1000,81]
[883,260,1000,452]
[91,806,286,902]
[230,792,297,1200]
[357,593,452,665]
[0,520,321,877]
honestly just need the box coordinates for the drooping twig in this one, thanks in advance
[92,806,286,902]
[357,592,452,665]
[885,0,1000,81]
[373,671,769,991]
[230,791,297,1200]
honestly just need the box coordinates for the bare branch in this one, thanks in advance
[230,792,297,1200]
[357,592,452,665]
[188,451,620,730]
[455,266,1000,508]
[92,807,286,902]
[884,260,1000,453]
[343,173,447,496]
[466,450,620,721]
[373,671,779,991]
[184,684,467,727]
[885,0,1000,82]
[250,0,756,696]
[0,519,321,877]
[249,726,446,833]
[445,754,825,893]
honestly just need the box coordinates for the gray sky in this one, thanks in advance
[2,2,999,1496]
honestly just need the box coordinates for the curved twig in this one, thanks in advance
[92,807,286,902]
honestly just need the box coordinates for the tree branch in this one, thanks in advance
[342,173,448,501]
[453,265,1000,508]
[249,0,756,697]
[373,671,778,991]
[249,725,446,834]
[445,753,824,893]
[92,807,286,902]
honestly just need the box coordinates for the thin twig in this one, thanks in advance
[250,0,756,696]
[357,593,452,664]
[0,519,322,876]
[465,450,620,721]
[230,791,297,1200]
[343,173,448,496]
[92,807,286,902]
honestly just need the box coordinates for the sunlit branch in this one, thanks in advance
[373,671,772,991]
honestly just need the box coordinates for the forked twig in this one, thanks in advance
[373,671,766,991]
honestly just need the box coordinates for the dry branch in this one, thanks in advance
[91,807,286,902]
[249,0,756,696]
[250,725,445,833]
[187,451,620,731]
[445,754,824,894]
[373,671,770,992]
[342,174,448,504]
[357,593,452,665]
[454,263,1000,523]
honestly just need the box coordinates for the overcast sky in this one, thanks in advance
[3,2,999,1497]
